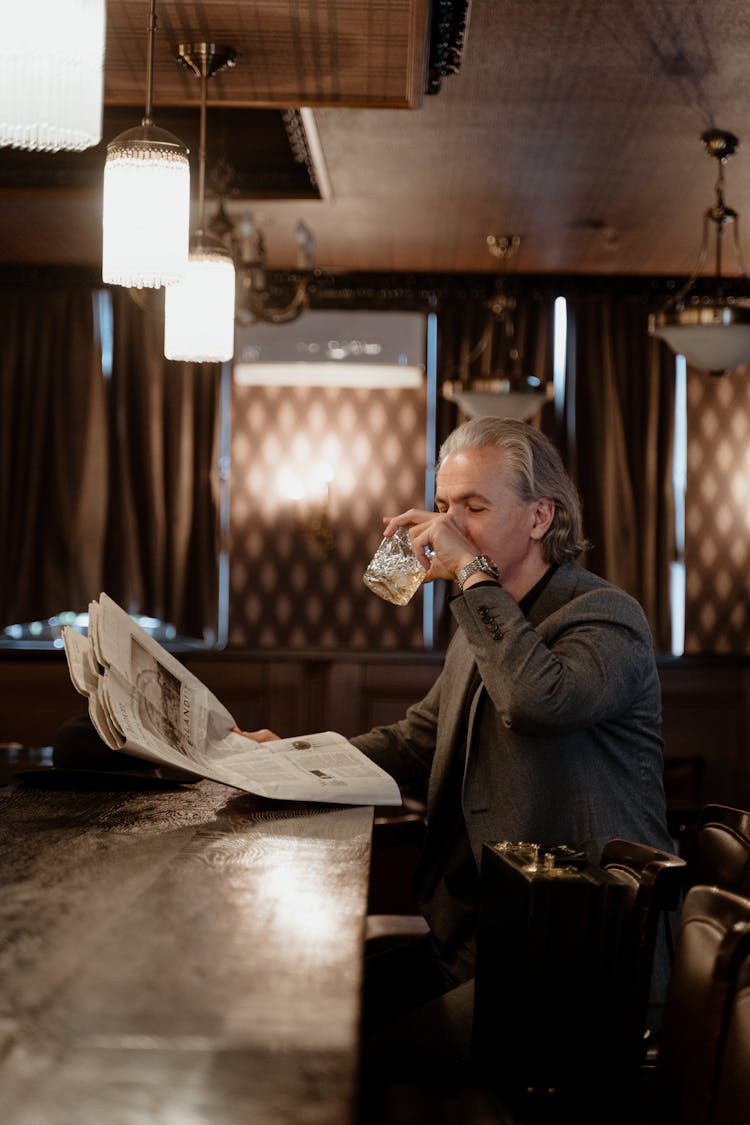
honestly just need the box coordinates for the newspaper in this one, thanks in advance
[61,593,402,806]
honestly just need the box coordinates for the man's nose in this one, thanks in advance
[447,504,466,534]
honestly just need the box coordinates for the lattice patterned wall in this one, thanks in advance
[685,370,750,653]
[229,382,428,649]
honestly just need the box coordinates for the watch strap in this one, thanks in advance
[457,555,500,591]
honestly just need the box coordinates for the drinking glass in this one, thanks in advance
[363,527,427,605]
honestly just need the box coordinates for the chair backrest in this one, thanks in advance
[709,920,750,1125]
[600,837,686,1066]
[655,884,750,1125]
[692,803,750,896]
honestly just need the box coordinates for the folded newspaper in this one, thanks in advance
[61,593,401,806]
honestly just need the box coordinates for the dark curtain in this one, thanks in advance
[0,277,674,651]
[0,285,222,641]
[0,289,107,625]
[105,290,222,640]
[564,295,675,651]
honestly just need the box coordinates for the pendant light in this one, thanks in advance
[102,0,190,289]
[649,129,750,376]
[164,43,237,363]
[442,234,554,418]
[2,0,106,152]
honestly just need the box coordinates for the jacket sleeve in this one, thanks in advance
[450,581,657,736]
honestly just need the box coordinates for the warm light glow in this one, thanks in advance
[278,470,306,502]
[2,1,105,152]
[277,461,338,507]
[102,141,190,289]
[256,864,341,947]
[313,461,335,486]
[164,249,236,362]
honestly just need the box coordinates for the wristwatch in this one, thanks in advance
[456,555,500,592]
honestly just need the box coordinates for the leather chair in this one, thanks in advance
[710,921,750,1123]
[599,837,686,1071]
[652,884,750,1125]
[691,803,750,896]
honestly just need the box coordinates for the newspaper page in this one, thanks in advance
[61,593,402,806]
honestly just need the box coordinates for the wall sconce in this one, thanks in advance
[279,462,335,555]
[102,0,190,289]
[2,0,106,152]
[231,213,315,326]
[649,128,750,376]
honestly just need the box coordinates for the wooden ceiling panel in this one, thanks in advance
[7,1,750,278]
[104,0,431,109]
[0,108,322,200]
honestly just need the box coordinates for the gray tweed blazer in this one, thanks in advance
[352,561,674,973]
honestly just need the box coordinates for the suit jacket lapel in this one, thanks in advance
[428,633,479,808]
[527,561,581,627]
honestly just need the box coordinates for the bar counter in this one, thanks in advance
[0,771,373,1124]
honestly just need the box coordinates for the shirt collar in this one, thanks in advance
[518,564,557,618]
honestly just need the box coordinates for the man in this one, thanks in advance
[241,417,674,1008]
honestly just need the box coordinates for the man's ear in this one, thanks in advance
[530,498,555,540]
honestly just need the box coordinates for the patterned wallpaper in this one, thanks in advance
[227,326,750,656]
[228,381,429,649]
[685,369,750,653]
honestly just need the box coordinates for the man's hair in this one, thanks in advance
[436,417,589,564]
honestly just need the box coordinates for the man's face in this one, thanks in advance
[435,444,551,588]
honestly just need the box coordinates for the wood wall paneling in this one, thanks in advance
[659,661,750,812]
[1,659,84,748]
[4,654,750,817]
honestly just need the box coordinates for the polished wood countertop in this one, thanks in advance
[0,774,373,1124]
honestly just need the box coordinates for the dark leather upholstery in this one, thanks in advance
[692,803,750,896]
[600,837,686,1071]
[710,921,750,1124]
[655,884,750,1125]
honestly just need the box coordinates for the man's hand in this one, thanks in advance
[382,509,477,583]
[232,726,281,742]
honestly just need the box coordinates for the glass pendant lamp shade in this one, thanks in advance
[649,129,750,375]
[163,41,238,362]
[102,123,190,288]
[651,303,750,375]
[164,242,236,362]
[2,0,106,151]
[101,1,191,289]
